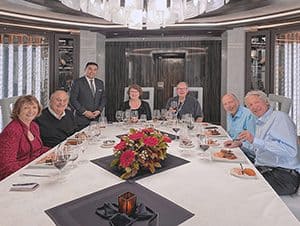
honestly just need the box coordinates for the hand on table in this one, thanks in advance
[238,131,254,144]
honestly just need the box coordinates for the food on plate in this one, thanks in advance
[103,140,115,145]
[75,131,88,140]
[243,168,256,176]
[231,168,256,177]
[213,149,237,160]
[206,129,221,136]
[66,138,80,145]
[180,138,193,147]
[37,152,55,164]
[207,139,219,146]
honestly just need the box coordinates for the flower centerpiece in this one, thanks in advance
[111,128,172,179]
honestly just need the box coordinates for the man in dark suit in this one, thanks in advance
[70,62,106,130]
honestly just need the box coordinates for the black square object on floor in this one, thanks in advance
[91,154,190,181]
[45,181,194,226]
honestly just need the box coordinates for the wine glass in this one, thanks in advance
[170,101,178,111]
[115,110,124,123]
[53,145,69,179]
[139,114,147,126]
[65,144,79,169]
[172,119,181,141]
[130,110,139,123]
[161,108,167,121]
[124,109,131,123]
[153,109,161,123]
[98,116,107,128]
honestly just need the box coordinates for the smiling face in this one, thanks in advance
[222,94,240,115]
[129,88,140,100]
[18,102,39,124]
[245,94,269,117]
[84,64,98,79]
[50,91,69,116]
[176,82,188,99]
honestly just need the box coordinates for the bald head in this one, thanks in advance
[49,90,69,116]
[222,93,240,115]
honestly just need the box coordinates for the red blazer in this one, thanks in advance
[0,119,49,180]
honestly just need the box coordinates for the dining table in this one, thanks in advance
[0,122,299,226]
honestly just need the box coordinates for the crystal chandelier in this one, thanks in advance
[61,0,230,30]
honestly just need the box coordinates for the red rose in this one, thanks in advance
[129,132,144,141]
[144,137,159,146]
[119,150,135,168]
[163,136,172,143]
[114,141,126,151]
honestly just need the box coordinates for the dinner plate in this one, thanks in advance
[179,143,195,149]
[211,149,247,163]
[230,168,257,179]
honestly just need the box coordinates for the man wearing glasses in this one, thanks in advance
[165,82,203,122]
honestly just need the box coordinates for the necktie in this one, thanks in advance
[90,80,95,96]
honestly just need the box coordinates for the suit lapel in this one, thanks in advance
[82,77,95,98]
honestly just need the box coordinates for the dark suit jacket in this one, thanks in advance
[70,76,106,129]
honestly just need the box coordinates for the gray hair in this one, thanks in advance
[244,90,270,106]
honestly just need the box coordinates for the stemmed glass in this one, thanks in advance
[153,109,161,123]
[170,101,178,118]
[172,119,181,141]
[124,109,131,124]
[115,110,124,123]
[65,143,79,169]
[139,114,147,126]
[161,108,167,121]
[131,110,139,123]
[53,145,70,179]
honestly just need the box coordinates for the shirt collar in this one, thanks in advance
[256,107,273,125]
[48,106,65,120]
[230,105,243,119]
[85,76,94,83]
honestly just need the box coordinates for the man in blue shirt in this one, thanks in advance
[225,90,300,195]
[222,93,256,139]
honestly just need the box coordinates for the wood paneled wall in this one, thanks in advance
[105,40,221,124]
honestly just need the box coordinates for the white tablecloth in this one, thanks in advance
[0,123,299,226]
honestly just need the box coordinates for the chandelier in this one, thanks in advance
[60,0,230,30]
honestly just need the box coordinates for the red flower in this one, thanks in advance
[129,132,144,141]
[114,141,126,151]
[142,128,155,134]
[163,136,172,143]
[144,137,159,146]
[119,150,135,168]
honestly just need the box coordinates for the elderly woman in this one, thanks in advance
[122,84,152,120]
[0,95,49,180]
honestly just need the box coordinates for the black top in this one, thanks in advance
[122,100,152,120]
[35,108,78,147]
[165,95,203,120]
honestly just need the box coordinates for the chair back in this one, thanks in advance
[0,96,19,131]
[268,94,292,114]
[173,86,203,107]
[124,87,154,114]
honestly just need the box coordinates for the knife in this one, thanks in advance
[20,173,50,178]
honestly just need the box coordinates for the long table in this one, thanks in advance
[0,123,299,226]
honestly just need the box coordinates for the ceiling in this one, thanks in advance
[0,0,300,37]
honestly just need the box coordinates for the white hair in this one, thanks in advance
[244,90,270,106]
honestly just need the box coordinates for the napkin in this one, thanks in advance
[96,202,157,225]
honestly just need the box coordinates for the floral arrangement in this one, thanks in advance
[111,128,172,179]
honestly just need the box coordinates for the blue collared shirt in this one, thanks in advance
[242,107,300,171]
[227,106,256,139]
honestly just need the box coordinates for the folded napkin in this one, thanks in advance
[96,202,157,225]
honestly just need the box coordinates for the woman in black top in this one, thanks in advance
[122,84,152,120]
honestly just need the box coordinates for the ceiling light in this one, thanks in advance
[60,0,230,30]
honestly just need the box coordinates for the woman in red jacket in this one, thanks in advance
[0,95,49,180]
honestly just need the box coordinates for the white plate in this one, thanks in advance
[230,168,257,179]
[100,143,115,148]
[211,149,247,163]
[179,143,195,149]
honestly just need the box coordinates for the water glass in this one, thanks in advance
[115,110,124,123]
[98,116,107,128]
[130,110,139,123]
[139,114,147,125]
[153,109,161,122]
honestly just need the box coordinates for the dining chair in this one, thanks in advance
[268,93,292,114]
[124,87,154,114]
[173,86,203,107]
[0,96,19,131]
